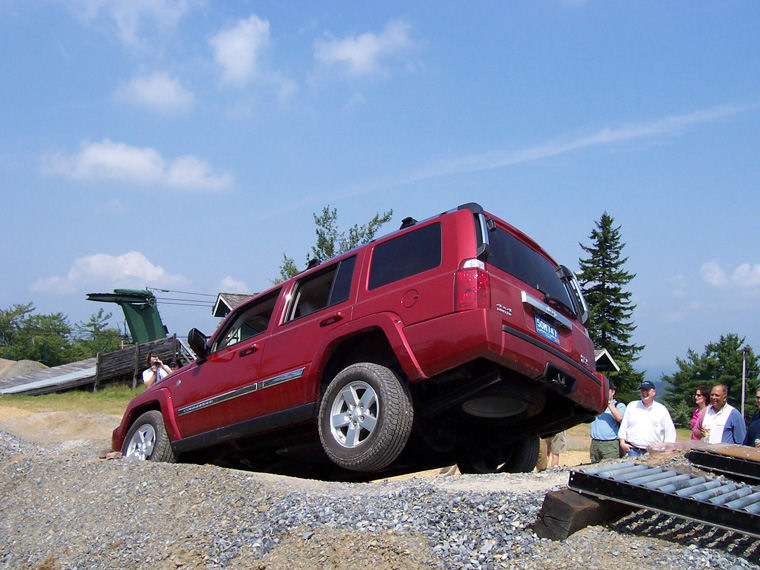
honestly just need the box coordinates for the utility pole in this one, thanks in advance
[742,346,750,417]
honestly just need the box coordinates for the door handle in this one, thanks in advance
[319,314,344,327]
[239,345,258,358]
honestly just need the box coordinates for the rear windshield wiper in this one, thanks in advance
[536,286,575,318]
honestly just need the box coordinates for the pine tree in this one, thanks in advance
[578,212,644,396]
[662,334,758,427]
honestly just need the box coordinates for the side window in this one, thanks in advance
[214,290,280,351]
[285,256,357,322]
[368,223,442,290]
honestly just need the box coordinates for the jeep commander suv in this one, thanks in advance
[113,203,607,475]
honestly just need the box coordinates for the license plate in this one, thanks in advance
[535,316,559,345]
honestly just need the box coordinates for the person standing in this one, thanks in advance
[690,385,711,441]
[618,381,676,457]
[589,381,626,462]
[744,388,760,448]
[699,384,746,444]
[142,351,172,388]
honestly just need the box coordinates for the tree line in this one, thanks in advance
[0,303,126,367]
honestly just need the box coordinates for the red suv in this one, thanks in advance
[113,203,606,475]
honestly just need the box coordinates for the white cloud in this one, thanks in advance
[701,260,760,291]
[43,139,233,191]
[32,251,187,293]
[210,14,271,86]
[314,19,414,77]
[66,0,200,48]
[114,72,194,114]
[406,103,757,183]
[668,274,688,298]
[219,276,249,294]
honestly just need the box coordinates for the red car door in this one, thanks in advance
[170,290,280,438]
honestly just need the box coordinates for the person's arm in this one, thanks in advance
[142,367,157,388]
[618,412,630,453]
[692,408,705,439]
[725,410,746,445]
[608,400,623,423]
[663,409,677,443]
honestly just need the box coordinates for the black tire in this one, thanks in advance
[503,435,540,473]
[318,363,413,472]
[457,435,540,474]
[122,410,176,462]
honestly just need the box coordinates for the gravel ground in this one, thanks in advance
[1,429,759,569]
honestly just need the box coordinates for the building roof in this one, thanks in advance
[212,293,253,318]
[594,348,621,372]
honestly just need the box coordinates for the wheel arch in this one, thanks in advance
[114,389,179,450]
[319,327,403,396]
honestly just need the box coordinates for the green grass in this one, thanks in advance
[1,384,143,416]
[676,427,692,442]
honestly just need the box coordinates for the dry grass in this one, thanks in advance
[0,384,142,417]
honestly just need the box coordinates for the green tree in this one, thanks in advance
[275,205,393,283]
[0,303,73,366]
[0,304,126,366]
[662,334,758,427]
[70,309,126,360]
[578,212,644,396]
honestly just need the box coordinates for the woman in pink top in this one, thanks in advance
[691,385,710,440]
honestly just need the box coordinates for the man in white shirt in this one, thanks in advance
[698,384,746,444]
[618,380,677,457]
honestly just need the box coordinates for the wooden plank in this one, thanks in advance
[533,488,633,540]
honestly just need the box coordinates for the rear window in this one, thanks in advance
[488,227,573,308]
[369,223,442,289]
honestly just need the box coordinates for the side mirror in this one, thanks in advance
[187,328,209,362]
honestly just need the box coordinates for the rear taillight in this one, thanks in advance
[455,259,490,311]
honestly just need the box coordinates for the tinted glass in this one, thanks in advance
[329,256,356,305]
[488,227,573,308]
[369,223,442,289]
[286,256,357,322]
[215,290,280,351]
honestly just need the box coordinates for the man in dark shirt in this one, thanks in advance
[744,388,760,448]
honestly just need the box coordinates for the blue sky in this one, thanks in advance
[1,1,759,381]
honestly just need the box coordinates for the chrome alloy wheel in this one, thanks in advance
[329,380,379,448]
[125,423,157,460]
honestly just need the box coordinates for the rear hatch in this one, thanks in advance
[482,214,590,364]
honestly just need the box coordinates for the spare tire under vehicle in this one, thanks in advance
[457,434,540,474]
[318,362,413,472]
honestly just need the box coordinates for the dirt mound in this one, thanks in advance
[0,410,119,450]
[0,358,48,380]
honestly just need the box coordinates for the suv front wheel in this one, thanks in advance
[122,410,176,462]
[318,363,413,472]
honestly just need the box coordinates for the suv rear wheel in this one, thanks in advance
[457,434,539,474]
[318,363,413,472]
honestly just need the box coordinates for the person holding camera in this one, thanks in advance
[142,350,172,388]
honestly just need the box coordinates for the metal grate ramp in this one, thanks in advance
[568,461,760,538]
[686,448,760,484]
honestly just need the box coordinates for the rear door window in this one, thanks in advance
[284,256,357,322]
[369,223,442,289]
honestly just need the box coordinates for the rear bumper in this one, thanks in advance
[403,309,604,414]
